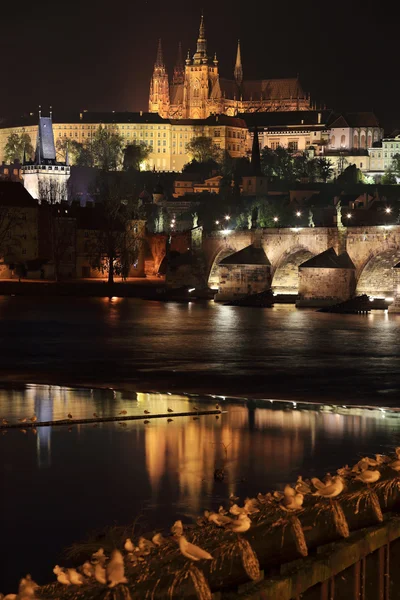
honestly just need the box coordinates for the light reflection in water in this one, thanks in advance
[3,384,400,590]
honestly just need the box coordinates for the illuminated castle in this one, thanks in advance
[149,15,311,119]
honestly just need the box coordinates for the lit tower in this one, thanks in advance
[234,40,243,87]
[22,108,70,202]
[149,39,170,117]
[193,13,207,64]
[173,42,185,85]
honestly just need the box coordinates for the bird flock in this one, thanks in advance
[4,446,400,598]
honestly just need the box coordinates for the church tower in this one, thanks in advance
[183,14,219,119]
[173,42,184,85]
[149,39,170,117]
[234,40,243,87]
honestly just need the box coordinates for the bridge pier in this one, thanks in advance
[389,263,400,313]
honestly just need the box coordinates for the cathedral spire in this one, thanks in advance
[193,12,207,64]
[173,42,184,84]
[155,38,164,67]
[234,39,243,87]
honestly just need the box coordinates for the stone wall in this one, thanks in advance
[215,264,271,302]
[297,267,356,307]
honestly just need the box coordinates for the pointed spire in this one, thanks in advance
[173,42,184,84]
[213,51,218,66]
[155,38,164,67]
[251,126,261,176]
[65,142,69,166]
[193,12,207,63]
[186,48,191,65]
[234,39,243,87]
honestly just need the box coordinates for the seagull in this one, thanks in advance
[81,561,94,578]
[138,537,155,554]
[107,550,127,588]
[204,510,233,527]
[67,568,85,585]
[119,410,127,415]
[124,538,135,553]
[94,563,107,585]
[152,533,167,546]
[144,410,150,414]
[355,469,381,484]
[227,513,251,533]
[167,418,173,423]
[295,476,311,494]
[18,418,27,423]
[31,428,37,435]
[312,476,344,498]
[30,415,37,424]
[389,459,400,472]
[18,574,39,597]
[281,488,304,511]
[53,566,70,585]
[179,536,213,561]
[67,413,73,420]
[144,420,150,424]
[171,520,183,537]
[92,548,107,566]
[167,408,173,413]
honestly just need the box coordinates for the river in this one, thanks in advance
[1,297,400,592]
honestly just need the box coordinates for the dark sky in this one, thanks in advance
[1,0,398,131]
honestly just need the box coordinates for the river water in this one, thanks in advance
[1,297,400,592]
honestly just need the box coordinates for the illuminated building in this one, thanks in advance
[149,15,311,119]
[21,112,70,201]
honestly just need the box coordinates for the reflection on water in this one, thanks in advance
[2,385,400,591]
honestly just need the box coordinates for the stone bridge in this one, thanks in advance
[202,225,400,305]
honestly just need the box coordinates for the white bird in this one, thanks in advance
[94,563,107,585]
[92,548,107,566]
[171,520,183,537]
[18,574,38,598]
[107,550,127,588]
[204,510,233,527]
[124,538,135,553]
[281,492,304,511]
[227,513,251,533]
[355,469,381,484]
[53,566,70,586]
[395,447,400,459]
[3,595,17,600]
[138,537,155,554]
[389,459,400,472]
[179,536,213,561]
[295,476,312,495]
[67,568,85,585]
[152,533,167,546]
[229,492,240,503]
[230,498,259,516]
[81,561,94,578]
[312,476,344,498]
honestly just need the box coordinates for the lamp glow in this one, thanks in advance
[273,216,279,222]
[385,207,392,214]
[224,215,231,221]
[346,213,352,219]
[296,211,301,217]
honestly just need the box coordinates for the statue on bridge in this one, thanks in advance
[335,199,343,229]
[308,209,315,228]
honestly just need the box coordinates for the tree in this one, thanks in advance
[336,164,362,185]
[381,168,397,185]
[123,142,152,171]
[38,180,74,282]
[260,146,294,181]
[182,158,219,179]
[391,154,400,178]
[186,136,222,163]
[316,157,334,183]
[88,172,141,283]
[4,132,34,163]
[91,127,124,171]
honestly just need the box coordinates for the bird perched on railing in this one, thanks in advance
[311,475,344,498]
[354,469,381,484]
[277,485,304,511]
[107,550,127,588]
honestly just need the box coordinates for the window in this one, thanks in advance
[340,134,346,147]
[360,162,363,168]
[330,135,336,147]
[288,141,298,151]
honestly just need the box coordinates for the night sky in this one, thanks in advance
[1,0,398,131]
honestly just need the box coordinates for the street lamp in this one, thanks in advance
[296,211,301,217]
[215,220,220,225]
[346,213,352,219]
[273,216,279,223]
[224,215,231,221]
[385,207,392,214]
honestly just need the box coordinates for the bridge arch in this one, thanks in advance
[356,248,400,298]
[207,247,237,288]
[272,247,316,294]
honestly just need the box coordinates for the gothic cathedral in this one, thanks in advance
[149,15,311,119]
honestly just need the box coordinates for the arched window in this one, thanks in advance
[353,133,359,149]
[360,134,366,148]
[330,135,336,147]
[340,134,346,147]
[367,134,372,148]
